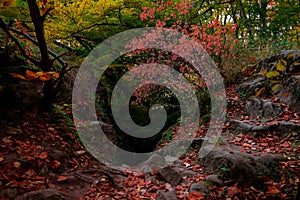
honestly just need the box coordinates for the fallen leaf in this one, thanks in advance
[271,84,281,92]
[76,150,86,155]
[187,192,205,199]
[36,71,44,76]
[259,69,267,76]
[57,175,68,182]
[275,59,286,72]
[0,156,4,162]
[25,70,38,80]
[39,152,48,159]
[265,185,280,196]
[255,87,265,97]
[53,72,59,79]
[39,73,51,81]
[14,161,21,168]
[266,71,280,78]
[10,73,26,80]
[52,160,61,168]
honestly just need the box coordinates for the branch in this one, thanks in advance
[41,7,54,22]
[0,18,39,65]
[50,52,66,65]
[6,24,66,67]
[54,40,74,52]
[76,22,120,33]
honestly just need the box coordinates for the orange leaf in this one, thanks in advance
[25,70,38,80]
[14,161,21,168]
[53,72,59,79]
[57,175,68,182]
[39,73,51,81]
[10,73,26,80]
[39,152,48,159]
[52,160,61,168]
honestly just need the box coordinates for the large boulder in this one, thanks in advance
[199,144,280,185]
[237,50,300,113]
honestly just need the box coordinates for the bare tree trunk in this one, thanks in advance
[27,0,54,110]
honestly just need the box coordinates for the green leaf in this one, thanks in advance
[266,71,280,78]
[275,59,286,72]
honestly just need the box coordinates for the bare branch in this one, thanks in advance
[41,7,54,22]
[0,18,39,65]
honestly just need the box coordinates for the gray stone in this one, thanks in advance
[182,170,198,178]
[156,190,177,200]
[189,182,209,195]
[245,98,263,116]
[4,188,18,199]
[199,145,279,184]
[262,101,278,117]
[159,165,182,186]
[245,98,279,118]
[139,154,167,172]
[205,174,223,186]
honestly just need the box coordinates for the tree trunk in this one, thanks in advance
[27,0,54,110]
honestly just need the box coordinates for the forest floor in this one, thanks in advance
[0,85,299,200]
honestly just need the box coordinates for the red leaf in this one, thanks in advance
[57,175,68,182]
[187,192,205,199]
[39,152,48,159]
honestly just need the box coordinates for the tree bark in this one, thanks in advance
[27,0,54,110]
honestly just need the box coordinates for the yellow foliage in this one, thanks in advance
[271,84,281,92]
[36,71,44,76]
[45,0,131,41]
[275,59,286,72]
[266,71,280,78]
[293,62,300,66]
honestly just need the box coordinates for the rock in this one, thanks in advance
[277,121,300,134]
[182,170,198,178]
[16,189,67,200]
[236,50,300,113]
[230,120,270,135]
[3,188,18,199]
[199,145,280,184]
[156,190,177,200]
[205,174,223,186]
[159,165,182,186]
[277,75,300,113]
[262,101,278,117]
[138,154,167,172]
[189,182,209,195]
[229,120,300,136]
[164,155,179,163]
[245,98,279,118]
[245,98,263,116]
[10,80,44,107]
[237,77,266,96]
